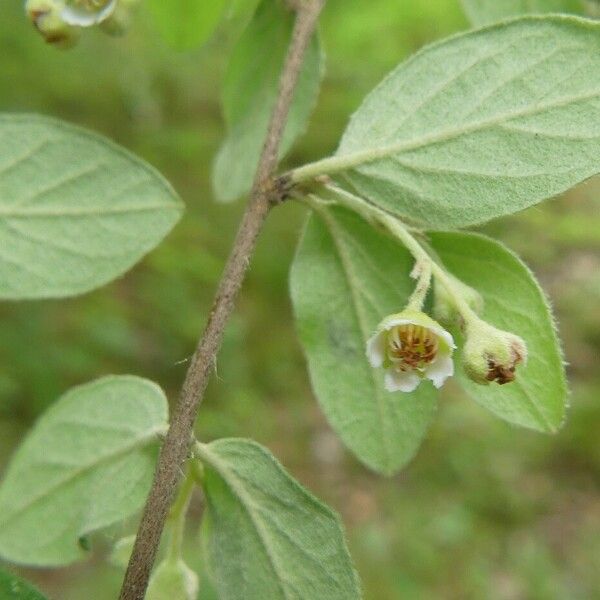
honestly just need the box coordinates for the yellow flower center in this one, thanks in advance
[387,324,438,371]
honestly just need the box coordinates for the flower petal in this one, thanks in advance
[384,370,421,393]
[425,354,454,389]
[61,0,117,26]
[366,331,386,368]
[431,326,456,351]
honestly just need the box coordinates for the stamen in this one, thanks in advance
[387,324,439,371]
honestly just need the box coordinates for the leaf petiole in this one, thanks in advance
[165,464,196,563]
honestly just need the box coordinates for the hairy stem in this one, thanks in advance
[119,2,325,598]
[406,260,432,311]
[304,185,480,323]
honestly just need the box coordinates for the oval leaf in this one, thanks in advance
[326,17,600,228]
[430,231,567,431]
[0,114,183,299]
[290,206,437,475]
[196,438,360,600]
[212,0,322,202]
[0,568,47,600]
[148,0,227,51]
[461,0,586,27]
[0,375,169,566]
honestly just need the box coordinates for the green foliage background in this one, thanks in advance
[0,0,599,598]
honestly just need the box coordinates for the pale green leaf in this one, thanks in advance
[212,0,322,202]
[0,375,168,566]
[148,0,227,51]
[430,231,567,431]
[0,114,183,299]
[304,17,600,228]
[290,206,437,475]
[461,0,585,27]
[196,438,360,600]
[147,559,199,600]
[0,568,47,600]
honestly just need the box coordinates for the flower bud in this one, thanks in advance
[462,320,527,385]
[146,559,199,600]
[433,276,483,326]
[26,0,80,48]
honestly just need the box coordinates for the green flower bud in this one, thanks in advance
[462,319,527,385]
[433,276,483,326]
[146,559,199,600]
[25,0,80,48]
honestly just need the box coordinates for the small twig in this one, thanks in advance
[118,2,325,598]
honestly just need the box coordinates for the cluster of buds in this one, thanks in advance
[25,0,139,47]
[366,275,528,393]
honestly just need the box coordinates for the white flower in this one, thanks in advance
[61,0,117,26]
[366,309,456,393]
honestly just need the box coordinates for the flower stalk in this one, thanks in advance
[301,184,529,388]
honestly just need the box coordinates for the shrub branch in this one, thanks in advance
[118,2,326,598]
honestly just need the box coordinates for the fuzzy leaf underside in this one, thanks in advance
[198,438,361,599]
[291,205,437,475]
[461,0,586,27]
[430,231,567,431]
[0,114,182,299]
[0,375,168,566]
[334,17,600,228]
[213,0,322,202]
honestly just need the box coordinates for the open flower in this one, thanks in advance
[366,310,456,392]
[61,0,117,26]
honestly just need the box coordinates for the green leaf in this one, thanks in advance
[429,231,567,432]
[461,0,585,27]
[0,568,48,600]
[196,438,360,600]
[0,375,168,566]
[0,114,182,300]
[212,0,322,202]
[148,0,227,51]
[147,559,199,600]
[290,205,437,475]
[314,16,600,228]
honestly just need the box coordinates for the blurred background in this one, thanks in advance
[1,1,599,598]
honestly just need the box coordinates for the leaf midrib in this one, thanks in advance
[327,89,600,176]
[318,208,393,472]
[200,447,294,600]
[0,427,163,527]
